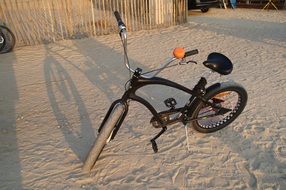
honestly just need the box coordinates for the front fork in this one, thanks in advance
[98,99,129,141]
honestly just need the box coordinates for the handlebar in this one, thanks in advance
[113,11,199,79]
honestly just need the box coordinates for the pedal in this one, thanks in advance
[150,127,167,153]
[164,98,177,109]
[150,139,158,153]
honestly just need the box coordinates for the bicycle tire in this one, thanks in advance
[0,31,5,52]
[0,25,16,54]
[190,81,247,133]
[83,103,125,172]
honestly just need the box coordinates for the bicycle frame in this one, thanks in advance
[98,67,223,141]
[122,73,201,122]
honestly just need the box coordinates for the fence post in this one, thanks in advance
[91,0,96,35]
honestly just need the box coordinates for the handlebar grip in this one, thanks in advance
[114,11,122,22]
[185,49,199,57]
[114,11,126,28]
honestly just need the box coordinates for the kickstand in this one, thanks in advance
[184,124,191,152]
[150,127,167,153]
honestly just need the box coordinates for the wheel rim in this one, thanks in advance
[196,91,242,129]
[0,36,4,44]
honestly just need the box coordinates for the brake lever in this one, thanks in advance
[187,60,197,64]
[179,59,197,65]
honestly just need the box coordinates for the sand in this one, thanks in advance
[0,8,286,189]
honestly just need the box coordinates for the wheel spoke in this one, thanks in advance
[197,90,240,128]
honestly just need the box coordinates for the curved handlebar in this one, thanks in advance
[113,11,199,79]
[113,11,121,22]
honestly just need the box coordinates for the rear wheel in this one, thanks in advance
[83,103,125,172]
[191,82,247,133]
[0,25,16,54]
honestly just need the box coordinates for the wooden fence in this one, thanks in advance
[0,0,187,47]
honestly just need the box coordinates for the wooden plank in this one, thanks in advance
[11,0,31,45]
[106,0,112,33]
[7,0,23,45]
[90,0,96,35]
[47,0,55,42]
[57,0,64,39]
[102,0,107,34]
[98,0,103,35]
[41,0,50,42]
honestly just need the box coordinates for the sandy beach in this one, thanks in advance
[1,8,286,189]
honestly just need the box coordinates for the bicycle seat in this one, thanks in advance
[203,52,233,75]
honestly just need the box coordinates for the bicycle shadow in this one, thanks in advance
[0,52,22,189]
[43,37,155,162]
[73,37,191,109]
[44,45,95,161]
[72,37,150,101]
[71,37,163,137]
[43,36,195,168]
[71,37,194,139]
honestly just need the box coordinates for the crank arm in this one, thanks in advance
[150,127,167,153]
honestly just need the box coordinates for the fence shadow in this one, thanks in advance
[187,16,286,47]
[0,52,22,189]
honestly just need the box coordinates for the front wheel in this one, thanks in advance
[191,82,248,133]
[83,103,125,172]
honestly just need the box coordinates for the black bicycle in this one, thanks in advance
[83,11,248,172]
[0,25,16,53]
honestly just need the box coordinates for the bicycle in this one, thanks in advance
[83,11,248,172]
[0,25,16,54]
